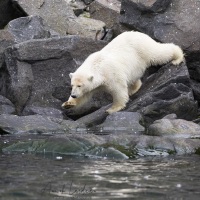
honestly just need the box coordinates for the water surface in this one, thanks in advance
[0,153,200,200]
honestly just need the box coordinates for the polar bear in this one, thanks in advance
[62,31,184,114]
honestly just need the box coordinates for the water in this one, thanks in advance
[0,153,200,200]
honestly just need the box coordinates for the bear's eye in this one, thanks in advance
[77,85,81,88]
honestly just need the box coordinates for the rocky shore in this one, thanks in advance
[1,0,200,159]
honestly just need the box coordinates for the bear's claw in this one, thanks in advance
[62,101,76,109]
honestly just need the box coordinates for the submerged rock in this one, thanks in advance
[2,133,200,159]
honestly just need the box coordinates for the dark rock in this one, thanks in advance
[0,0,25,29]
[148,118,200,137]
[126,63,198,124]
[76,105,110,127]
[0,114,82,134]
[1,36,107,115]
[0,30,15,68]
[89,0,130,36]
[7,15,52,43]
[83,0,95,5]
[96,112,145,134]
[14,0,106,39]
[120,0,200,52]
[0,95,15,114]
[22,106,64,119]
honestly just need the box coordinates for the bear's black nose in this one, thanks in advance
[71,95,77,98]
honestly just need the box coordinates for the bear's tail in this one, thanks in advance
[171,45,185,65]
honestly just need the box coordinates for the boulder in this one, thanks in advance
[13,0,106,39]
[96,112,145,134]
[0,95,15,114]
[89,0,130,36]
[120,0,200,52]
[22,106,64,119]
[7,15,53,43]
[126,63,198,124]
[0,30,15,68]
[0,114,83,134]
[148,118,200,137]
[1,36,107,116]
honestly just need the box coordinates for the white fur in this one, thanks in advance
[62,31,184,114]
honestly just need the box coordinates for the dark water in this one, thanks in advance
[1,153,200,200]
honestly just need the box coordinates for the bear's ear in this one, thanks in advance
[69,73,73,79]
[88,76,93,82]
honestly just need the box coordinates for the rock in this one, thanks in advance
[14,0,106,39]
[7,15,52,43]
[0,30,15,68]
[22,106,64,119]
[89,0,130,36]
[96,112,145,134]
[1,36,106,115]
[0,114,83,134]
[2,133,200,158]
[0,0,24,29]
[120,0,200,52]
[134,135,200,155]
[126,63,198,124]
[76,105,110,127]
[86,146,129,159]
[162,113,177,119]
[0,95,15,114]
[148,118,200,137]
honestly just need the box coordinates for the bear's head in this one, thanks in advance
[69,72,94,98]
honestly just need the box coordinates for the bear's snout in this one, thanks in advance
[71,95,77,98]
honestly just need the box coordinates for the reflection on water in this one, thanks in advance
[0,153,200,200]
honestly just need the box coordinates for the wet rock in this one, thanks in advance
[1,36,106,115]
[148,118,200,137]
[7,15,52,43]
[126,63,198,124]
[2,133,200,158]
[0,95,15,114]
[120,0,200,53]
[86,146,129,159]
[0,114,82,135]
[14,0,106,39]
[133,135,200,155]
[2,134,104,154]
[97,112,145,134]
[89,0,130,36]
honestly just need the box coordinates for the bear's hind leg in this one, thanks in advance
[128,79,142,96]
[106,86,129,114]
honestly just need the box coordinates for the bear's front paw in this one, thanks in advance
[62,101,76,109]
